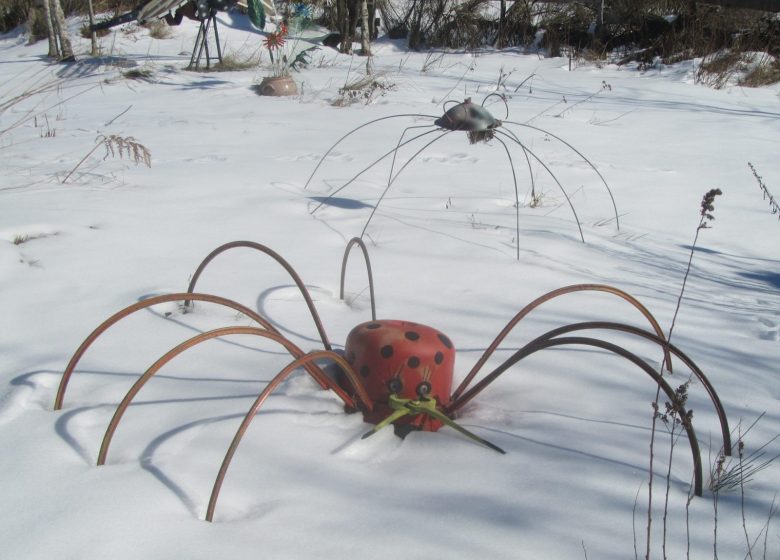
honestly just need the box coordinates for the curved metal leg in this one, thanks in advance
[450,284,672,402]
[185,241,332,351]
[495,135,521,260]
[449,320,731,458]
[360,131,450,238]
[303,113,439,190]
[504,120,620,230]
[309,127,440,216]
[54,293,280,411]
[339,237,377,321]
[453,335,704,496]
[496,130,585,243]
[97,327,373,467]
[206,350,365,521]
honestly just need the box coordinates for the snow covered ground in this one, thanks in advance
[1,12,778,559]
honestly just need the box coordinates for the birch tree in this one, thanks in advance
[43,0,75,61]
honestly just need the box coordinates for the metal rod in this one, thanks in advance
[339,237,377,320]
[55,293,279,411]
[505,120,619,230]
[206,350,367,521]
[303,114,439,191]
[450,284,672,402]
[185,241,332,351]
[496,129,585,243]
[97,327,372,467]
[452,335,704,496]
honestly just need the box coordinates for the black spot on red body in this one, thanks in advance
[360,365,370,377]
[380,345,394,358]
[434,351,444,364]
[437,334,453,349]
[407,356,420,368]
[404,331,420,341]
[366,323,382,329]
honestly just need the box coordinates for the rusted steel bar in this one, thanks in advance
[54,293,279,411]
[452,335,704,497]
[450,285,672,402]
[448,320,731,457]
[339,237,377,320]
[97,328,372,467]
[185,241,332,351]
[206,350,367,522]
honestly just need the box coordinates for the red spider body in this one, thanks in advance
[343,320,455,432]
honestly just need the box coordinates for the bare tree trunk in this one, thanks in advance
[359,0,371,55]
[496,0,506,48]
[87,0,98,56]
[337,0,352,53]
[42,0,60,58]
[49,0,75,61]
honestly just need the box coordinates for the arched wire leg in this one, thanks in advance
[448,321,731,457]
[206,350,364,522]
[450,284,672,402]
[98,328,373,467]
[453,335,704,496]
[304,114,439,190]
[504,120,620,230]
[496,129,585,243]
[184,241,332,351]
[494,135,521,260]
[309,127,440,215]
[500,126,537,201]
[54,293,280,411]
[360,131,450,238]
[537,321,730,453]
[481,92,510,120]
[339,237,377,321]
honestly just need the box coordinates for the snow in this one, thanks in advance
[1,12,779,559]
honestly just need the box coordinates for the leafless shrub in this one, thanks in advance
[332,73,395,107]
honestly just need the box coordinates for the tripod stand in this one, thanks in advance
[188,12,223,70]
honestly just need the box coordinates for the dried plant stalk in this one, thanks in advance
[62,134,151,184]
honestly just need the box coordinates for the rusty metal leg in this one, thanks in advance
[450,284,673,402]
[339,237,376,320]
[185,241,332,351]
[97,328,373,467]
[448,321,731,458]
[55,293,280,411]
[450,335,704,496]
[206,350,366,522]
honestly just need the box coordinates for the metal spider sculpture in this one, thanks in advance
[305,95,621,258]
[54,238,730,522]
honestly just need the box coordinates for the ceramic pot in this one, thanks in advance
[258,75,297,96]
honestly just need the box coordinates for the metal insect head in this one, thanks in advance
[306,94,621,258]
[54,238,730,522]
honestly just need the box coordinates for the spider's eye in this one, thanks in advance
[416,381,432,399]
[387,378,402,394]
